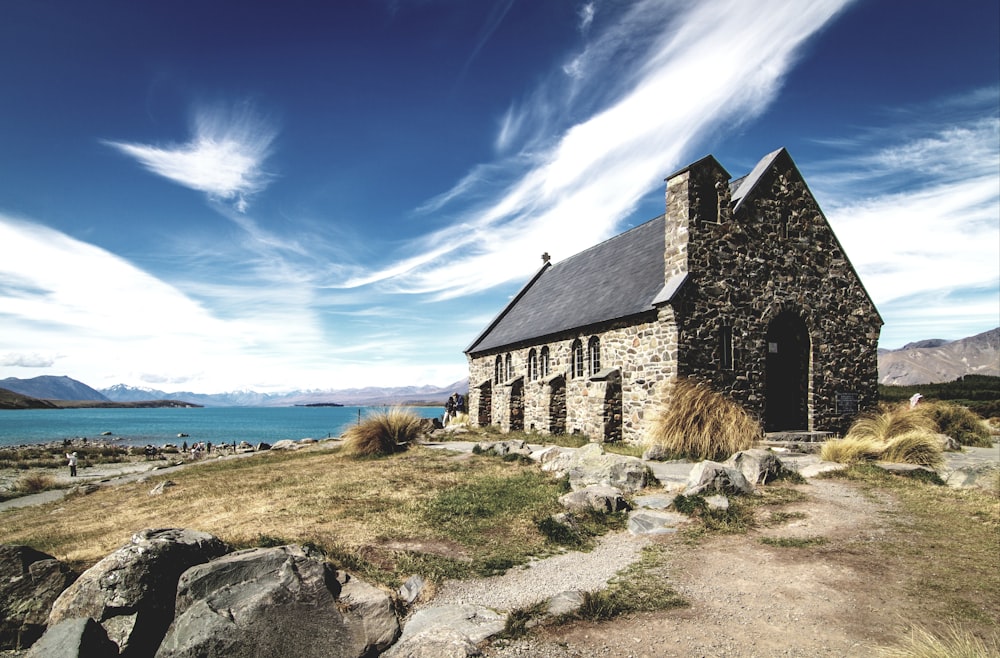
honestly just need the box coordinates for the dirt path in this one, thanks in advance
[484,478,920,657]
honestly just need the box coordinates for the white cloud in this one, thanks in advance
[347,0,852,299]
[811,97,1000,345]
[105,102,276,213]
[577,2,596,33]
[0,352,56,368]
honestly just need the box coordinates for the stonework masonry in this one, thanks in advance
[466,148,882,443]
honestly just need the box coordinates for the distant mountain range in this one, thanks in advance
[3,328,996,405]
[0,376,467,408]
[877,327,999,386]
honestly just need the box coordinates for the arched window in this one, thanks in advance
[571,339,584,378]
[540,346,550,378]
[494,355,503,384]
[527,349,538,381]
[504,353,513,381]
[588,336,601,375]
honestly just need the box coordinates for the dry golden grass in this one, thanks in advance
[820,435,885,463]
[880,431,945,468]
[0,444,572,586]
[846,402,937,443]
[923,401,994,448]
[874,623,1000,658]
[341,407,426,456]
[645,378,761,461]
[824,404,945,466]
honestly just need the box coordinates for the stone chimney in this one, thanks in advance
[663,155,731,286]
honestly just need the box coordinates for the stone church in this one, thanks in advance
[464,148,883,443]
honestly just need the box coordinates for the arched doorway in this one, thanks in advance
[765,311,810,431]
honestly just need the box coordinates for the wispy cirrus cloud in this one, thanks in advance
[343,0,853,299]
[812,89,1000,346]
[105,102,277,213]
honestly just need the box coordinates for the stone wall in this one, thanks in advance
[467,149,881,441]
[467,308,679,443]
[672,152,881,433]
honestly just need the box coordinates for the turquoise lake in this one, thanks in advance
[0,406,444,448]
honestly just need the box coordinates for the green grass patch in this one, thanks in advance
[573,545,687,621]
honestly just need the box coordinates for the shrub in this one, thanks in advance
[341,407,425,457]
[881,431,944,468]
[644,378,761,461]
[820,436,885,463]
[820,430,943,468]
[12,473,57,494]
[924,401,993,447]
[845,403,936,443]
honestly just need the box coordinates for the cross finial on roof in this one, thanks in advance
[541,252,550,263]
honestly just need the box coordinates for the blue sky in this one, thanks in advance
[1,0,997,394]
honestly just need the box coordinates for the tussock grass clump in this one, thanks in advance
[820,436,887,463]
[875,623,1000,658]
[12,473,58,494]
[845,402,936,443]
[645,378,761,461]
[341,407,426,456]
[880,431,945,467]
[823,404,945,466]
[924,401,993,447]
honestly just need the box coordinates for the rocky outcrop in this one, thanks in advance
[683,460,754,496]
[156,545,399,658]
[0,545,77,650]
[724,449,786,485]
[24,617,119,658]
[558,484,631,513]
[47,528,231,657]
[385,604,504,658]
[541,443,652,493]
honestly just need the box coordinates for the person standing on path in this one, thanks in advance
[66,451,78,477]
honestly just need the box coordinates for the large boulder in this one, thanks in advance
[724,449,786,485]
[155,545,399,658]
[683,460,753,496]
[385,604,505,658]
[546,443,652,493]
[24,617,119,658]
[47,528,230,657]
[0,545,77,650]
[558,485,631,513]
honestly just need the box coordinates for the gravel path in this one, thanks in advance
[429,531,650,612]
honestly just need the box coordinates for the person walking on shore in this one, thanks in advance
[66,451,78,477]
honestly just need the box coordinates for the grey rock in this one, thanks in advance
[627,510,689,536]
[724,449,786,485]
[25,617,118,658]
[399,574,427,606]
[48,528,230,657]
[641,443,672,461]
[269,439,299,451]
[558,485,631,513]
[632,494,676,510]
[148,480,176,496]
[704,494,730,511]
[390,604,505,651]
[156,545,399,658]
[942,461,1000,492]
[546,590,585,617]
[0,545,77,650]
[383,626,481,658]
[547,443,652,493]
[684,461,753,496]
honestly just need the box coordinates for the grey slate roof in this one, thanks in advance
[467,214,668,354]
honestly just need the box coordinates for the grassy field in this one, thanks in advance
[0,443,621,588]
